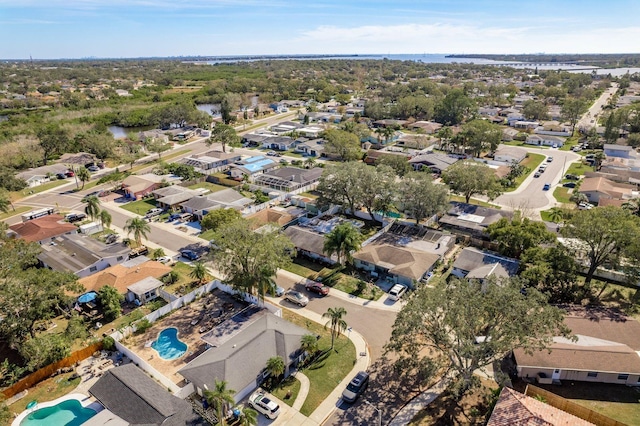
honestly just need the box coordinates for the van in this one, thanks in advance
[388,284,408,301]
[177,213,192,222]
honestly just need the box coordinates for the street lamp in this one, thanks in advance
[364,400,382,426]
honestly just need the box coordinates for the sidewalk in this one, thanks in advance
[387,377,451,426]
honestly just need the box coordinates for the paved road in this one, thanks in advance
[494,146,581,212]
[577,82,619,131]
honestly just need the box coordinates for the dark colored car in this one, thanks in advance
[180,249,200,261]
[87,165,100,172]
[66,213,87,223]
[56,172,67,179]
[342,371,369,403]
[305,281,330,296]
[563,182,577,188]
[565,174,579,181]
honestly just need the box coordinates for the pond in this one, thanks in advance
[196,103,221,117]
[107,125,154,139]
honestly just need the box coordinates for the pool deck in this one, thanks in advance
[124,288,251,384]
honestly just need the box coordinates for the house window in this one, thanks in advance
[618,374,629,381]
[587,372,598,378]
[89,266,97,272]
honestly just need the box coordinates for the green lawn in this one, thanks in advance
[558,135,579,151]
[564,161,594,179]
[553,187,572,204]
[187,181,227,193]
[199,229,215,241]
[319,268,384,301]
[281,309,356,416]
[535,382,640,425]
[269,376,301,407]
[8,372,81,418]
[162,261,214,295]
[504,153,545,193]
[450,195,502,209]
[129,149,191,173]
[120,199,157,216]
[0,205,32,221]
[11,179,69,202]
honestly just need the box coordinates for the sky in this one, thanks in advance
[1,0,639,59]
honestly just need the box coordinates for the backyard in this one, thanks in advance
[7,372,81,418]
[187,181,227,193]
[281,309,356,416]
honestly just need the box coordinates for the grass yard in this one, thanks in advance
[120,199,157,216]
[281,309,356,416]
[187,181,227,193]
[553,187,572,204]
[450,195,502,209]
[162,261,213,296]
[0,205,31,221]
[7,372,81,418]
[283,257,332,279]
[564,161,594,179]
[534,382,640,425]
[269,376,301,407]
[129,149,191,173]
[505,153,546,192]
[319,268,384,301]
[298,191,320,199]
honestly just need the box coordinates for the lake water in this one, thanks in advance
[107,125,153,139]
[196,103,221,117]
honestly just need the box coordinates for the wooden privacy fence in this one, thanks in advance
[525,385,626,426]
[2,342,103,399]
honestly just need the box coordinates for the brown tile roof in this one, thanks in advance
[247,208,296,227]
[488,387,593,426]
[78,259,171,294]
[514,307,640,374]
[353,243,440,281]
[9,214,77,242]
[579,177,634,198]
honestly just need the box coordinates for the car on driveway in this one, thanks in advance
[284,290,309,307]
[272,285,285,297]
[180,249,200,261]
[305,281,330,296]
[543,183,551,191]
[156,256,172,264]
[248,390,280,420]
[563,182,577,188]
[565,174,579,180]
[342,371,370,403]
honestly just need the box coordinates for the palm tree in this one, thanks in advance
[300,334,319,356]
[124,217,150,247]
[265,356,285,381]
[84,195,101,221]
[254,275,276,305]
[322,306,348,351]
[190,261,208,284]
[547,207,564,224]
[0,194,11,214]
[152,247,166,259]
[76,167,91,189]
[99,209,112,230]
[236,406,258,426]
[304,157,316,169]
[323,222,364,265]
[204,380,236,426]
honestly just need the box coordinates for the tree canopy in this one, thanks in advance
[385,276,569,394]
[323,129,362,161]
[208,123,240,153]
[200,208,242,232]
[323,222,364,265]
[441,161,503,203]
[487,215,556,259]
[399,172,449,224]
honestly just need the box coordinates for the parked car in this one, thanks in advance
[284,290,309,307]
[342,371,370,403]
[266,150,277,156]
[563,182,577,188]
[146,208,164,217]
[65,170,75,177]
[546,156,553,162]
[273,285,285,297]
[551,143,558,148]
[533,172,541,178]
[56,172,67,179]
[388,284,408,301]
[248,390,280,420]
[167,213,182,222]
[305,281,330,296]
[87,165,100,172]
[565,174,579,180]
[180,249,200,261]
[65,213,86,223]
[542,183,551,191]
[104,234,119,244]
[579,202,594,210]
[156,256,172,264]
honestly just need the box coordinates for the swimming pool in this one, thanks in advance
[17,394,99,426]
[151,327,187,360]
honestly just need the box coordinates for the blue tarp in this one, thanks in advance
[78,291,98,303]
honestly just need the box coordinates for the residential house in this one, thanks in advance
[8,214,77,243]
[180,189,253,220]
[493,146,527,164]
[353,224,454,287]
[88,364,201,426]
[77,256,171,297]
[372,119,408,129]
[246,206,304,228]
[534,121,572,137]
[261,136,296,151]
[408,153,459,174]
[229,156,278,179]
[241,133,271,147]
[577,177,635,204]
[478,107,500,117]
[451,247,520,281]
[179,311,308,403]
[525,135,565,147]
[604,144,635,159]
[57,152,98,167]
[501,128,520,142]
[295,139,326,157]
[406,121,442,134]
[487,387,594,426]
[395,134,437,150]
[514,307,640,386]
[284,225,335,265]
[126,277,165,305]
[122,174,180,199]
[298,126,324,138]
[253,167,323,192]
[364,149,411,166]
[439,202,514,237]
[152,186,202,211]
[39,233,130,278]
[138,129,170,144]
[181,150,241,173]
[305,112,339,123]
[513,120,540,130]
[506,113,526,126]
[268,121,303,134]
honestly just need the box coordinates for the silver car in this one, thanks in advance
[284,290,309,307]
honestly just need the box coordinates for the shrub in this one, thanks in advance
[102,336,116,351]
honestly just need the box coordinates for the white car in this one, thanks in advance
[156,256,172,264]
[248,390,280,420]
[388,284,408,301]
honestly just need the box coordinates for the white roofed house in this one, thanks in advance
[180,188,253,220]
[525,134,565,147]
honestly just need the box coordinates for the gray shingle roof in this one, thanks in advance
[283,226,327,256]
[453,247,519,277]
[89,364,201,426]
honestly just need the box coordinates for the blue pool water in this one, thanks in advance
[21,399,96,426]
[151,327,187,360]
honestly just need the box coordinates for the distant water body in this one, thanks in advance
[197,54,639,75]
